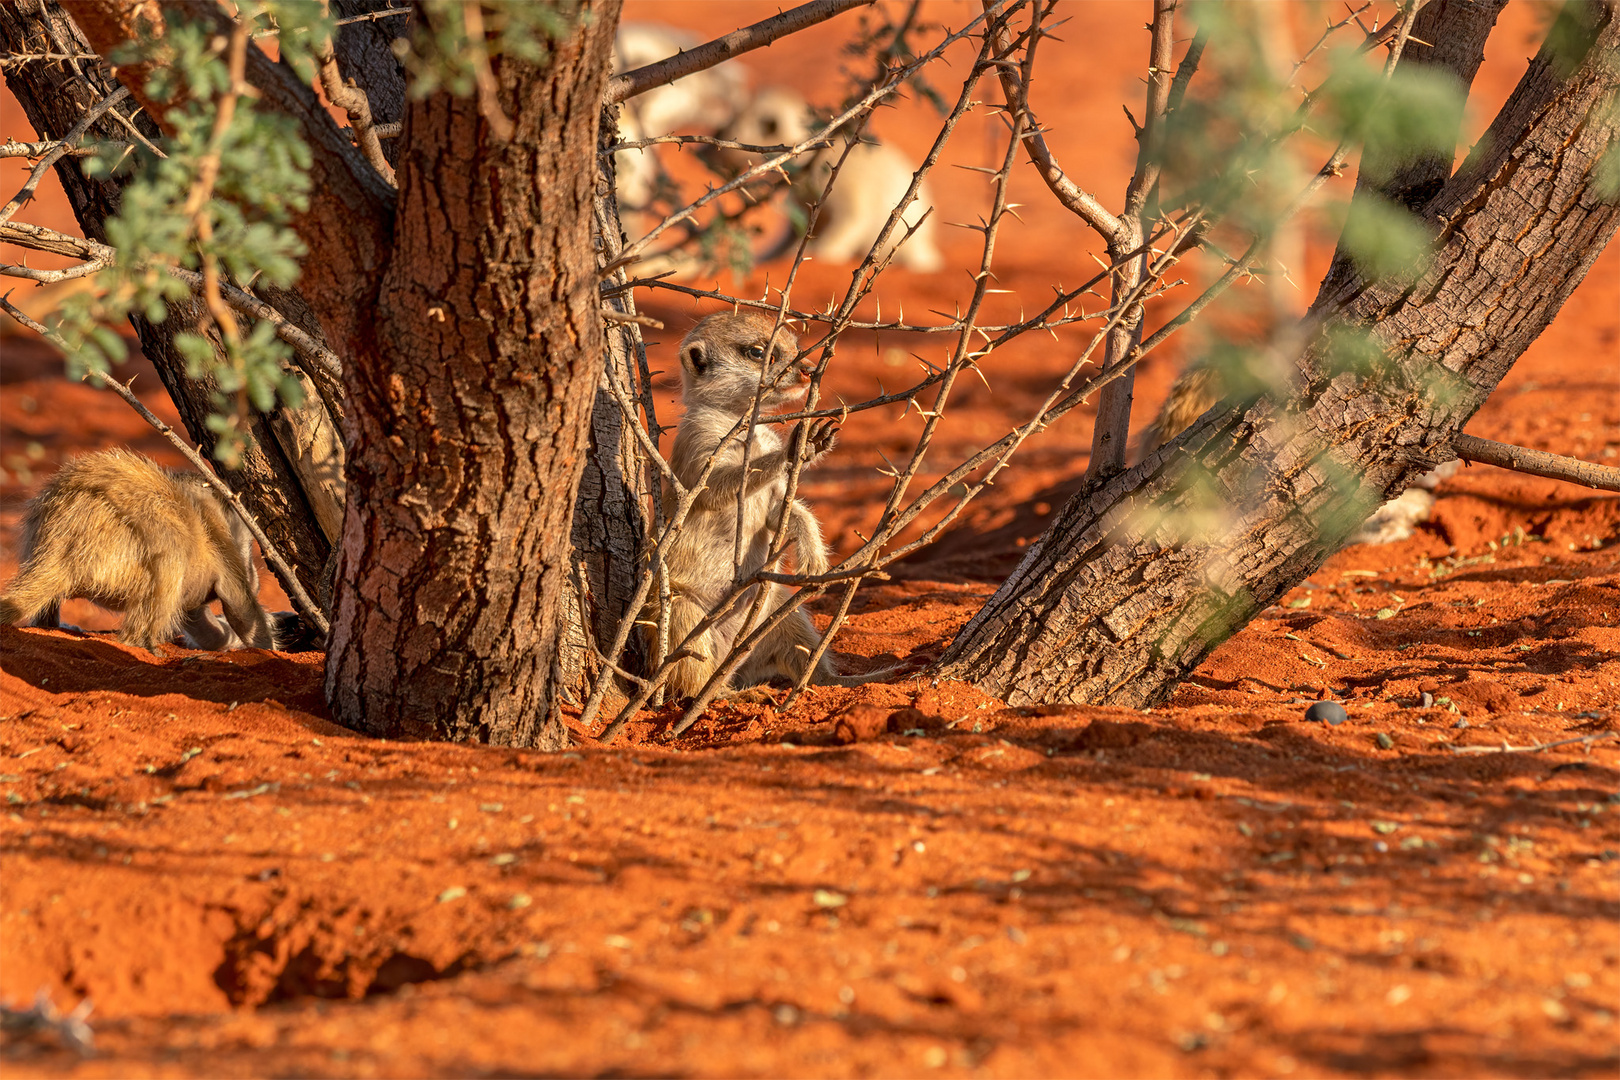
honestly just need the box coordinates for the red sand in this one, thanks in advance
[2,3,1617,1076]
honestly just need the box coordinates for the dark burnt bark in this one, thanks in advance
[937,3,1620,707]
[0,1,338,611]
[325,3,624,747]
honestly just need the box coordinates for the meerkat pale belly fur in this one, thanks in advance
[648,311,861,698]
[722,87,944,272]
[0,449,277,651]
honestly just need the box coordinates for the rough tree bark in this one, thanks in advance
[936,2,1620,706]
[324,3,624,747]
[0,1,341,610]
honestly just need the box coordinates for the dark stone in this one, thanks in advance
[1304,701,1348,725]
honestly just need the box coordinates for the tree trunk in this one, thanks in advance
[937,2,1620,707]
[324,3,624,747]
[0,0,340,611]
[555,104,657,703]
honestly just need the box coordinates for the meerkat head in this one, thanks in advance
[717,87,817,174]
[678,311,809,413]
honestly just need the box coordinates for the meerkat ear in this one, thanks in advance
[682,341,708,377]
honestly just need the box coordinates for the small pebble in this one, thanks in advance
[1454,718,1469,729]
[1375,732,1395,750]
[1304,701,1348,725]
[1420,691,1434,708]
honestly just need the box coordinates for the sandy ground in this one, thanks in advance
[1,2,1618,1076]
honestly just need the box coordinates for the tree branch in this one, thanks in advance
[0,85,129,226]
[981,1,1123,240]
[606,0,874,105]
[69,0,396,360]
[1451,434,1620,493]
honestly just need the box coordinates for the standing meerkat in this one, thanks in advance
[0,449,277,651]
[721,86,945,272]
[649,311,869,699]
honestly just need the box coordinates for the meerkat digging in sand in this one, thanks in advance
[0,450,277,651]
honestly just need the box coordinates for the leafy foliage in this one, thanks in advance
[49,2,329,465]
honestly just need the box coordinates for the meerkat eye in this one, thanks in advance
[760,117,779,138]
[746,345,766,361]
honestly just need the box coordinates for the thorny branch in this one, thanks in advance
[0,220,343,382]
[0,85,130,226]
[606,0,875,105]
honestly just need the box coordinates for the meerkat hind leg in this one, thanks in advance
[179,605,238,650]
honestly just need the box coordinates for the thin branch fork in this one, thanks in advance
[0,219,343,381]
[980,0,1122,240]
[317,1,396,186]
[1451,434,1620,493]
[606,0,875,105]
[0,293,329,637]
[0,85,130,227]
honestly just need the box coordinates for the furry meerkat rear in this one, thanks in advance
[646,311,882,699]
[721,87,944,272]
[0,449,277,651]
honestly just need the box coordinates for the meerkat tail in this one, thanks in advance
[661,594,720,700]
[0,560,71,629]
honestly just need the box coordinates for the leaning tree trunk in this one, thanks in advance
[937,2,1620,706]
[324,2,624,747]
[0,0,343,611]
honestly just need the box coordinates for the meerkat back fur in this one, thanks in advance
[649,311,865,699]
[722,87,944,272]
[0,449,277,651]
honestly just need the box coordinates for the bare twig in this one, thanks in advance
[1444,731,1619,755]
[0,138,116,159]
[601,133,833,158]
[605,3,1001,275]
[599,306,664,330]
[0,85,129,226]
[0,293,329,636]
[981,1,1122,239]
[318,1,397,185]
[1451,434,1620,493]
[606,0,875,105]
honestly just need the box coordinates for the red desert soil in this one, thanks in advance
[1,3,1617,1076]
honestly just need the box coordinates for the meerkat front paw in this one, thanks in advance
[798,417,840,466]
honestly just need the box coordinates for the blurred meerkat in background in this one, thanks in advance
[1141,369,1460,546]
[648,311,865,699]
[0,449,277,652]
[721,86,944,272]
[611,23,749,211]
